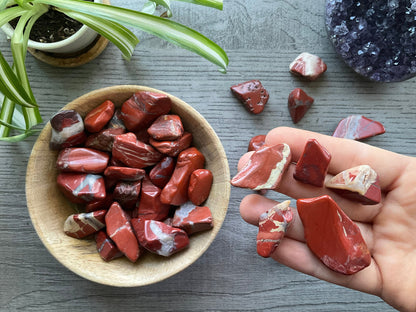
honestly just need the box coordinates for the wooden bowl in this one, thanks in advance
[26,85,230,287]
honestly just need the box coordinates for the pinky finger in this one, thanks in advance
[271,238,382,296]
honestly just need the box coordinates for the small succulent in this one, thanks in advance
[0,0,228,141]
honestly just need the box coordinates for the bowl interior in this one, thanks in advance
[26,85,230,287]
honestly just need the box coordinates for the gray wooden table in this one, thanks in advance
[1,1,415,311]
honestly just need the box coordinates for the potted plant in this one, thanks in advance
[0,0,228,142]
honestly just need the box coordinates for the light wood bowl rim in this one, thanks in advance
[25,85,230,287]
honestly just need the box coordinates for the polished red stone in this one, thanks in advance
[105,202,140,262]
[297,195,371,275]
[85,128,125,152]
[325,165,381,205]
[131,218,189,257]
[230,80,269,114]
[56,147,109,173]
[95,230,123,261]
[149,132,193,157]
[136,176,171,221]
[256,201,293,258]
[188,169,213,206]
[172,204,213,235]
[332,115,386,140]
[49,110,86,150]
[64,210,106,238]
[113,180,142,210]
[161,147,205,205]
[294,139,331,187]
[289,52,327,80]
[288,88,314,124]
[134,128,151,144]
[107,109,126,130]
[149,156,175,189]
[112,133,163,168]
[84,100,115,133]
[104,166,145,182]
[148,114,184,141]
[248,134,266,152]
[120,92,172,131]
[231,144,291,191]
[57,173,106,204]
[85,193,114,212]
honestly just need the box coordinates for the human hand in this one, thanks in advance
[237,127,416,312]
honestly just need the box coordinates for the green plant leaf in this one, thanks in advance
[0,129,38,142]
[0,5,28,28]
[0,52,36,108]
[36,0,228,71]
[60,10,139,60]
[173,0,223,10]
[149,0,172,17]
[141,1,157,15]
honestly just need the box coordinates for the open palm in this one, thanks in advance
[238,127,416,312]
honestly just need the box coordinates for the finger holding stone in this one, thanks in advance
[265,127,411,192]
[239,194,375,252]
[269,238,382,296]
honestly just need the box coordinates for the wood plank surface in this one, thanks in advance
[1,0,415,311]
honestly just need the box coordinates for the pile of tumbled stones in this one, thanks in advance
[230,53,386,275]
[50,91,214,262]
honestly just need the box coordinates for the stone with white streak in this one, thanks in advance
[231,144,291,191]
[325,165,381,205]
[289,52,327,80]
[256,201,293,258]
[131,218,189,257]
[49,110,86,150]
[172,203,213,235]
[64,210,106,238]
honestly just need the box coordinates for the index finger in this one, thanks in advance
[266,127,412,191]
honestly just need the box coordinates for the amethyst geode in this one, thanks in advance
[326,0,416,82]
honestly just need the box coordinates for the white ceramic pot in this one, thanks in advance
[1,0,101,54]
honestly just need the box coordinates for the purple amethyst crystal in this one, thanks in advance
[326,0,416,82]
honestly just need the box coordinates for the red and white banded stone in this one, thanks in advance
[172,203,213,235]
[325,165,381,205]
[231,144,291,191]
[256,201,293,258]
[289,52,327,80]
[64,210,106,238]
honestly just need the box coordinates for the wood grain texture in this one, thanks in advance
[1,0,415,311]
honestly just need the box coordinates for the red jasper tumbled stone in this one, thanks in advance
[95,230,123,262]
[325,165,381,205]
[105,202,140,262]
[230,80,269,114]
[161,147,205,206]
[84,100,115,133]
[188,169,213,206]
[149,156,175,189]
[297,195,371,275]
[113,180,142,210]
[50,110,86,150]
[85,127,125,152]
[120,91,172,132]
[256,200,293,258]
[136,176,171,221]
[289,52,327,80]
[131,218,189,257]
[288,88,314,124]
[231,144,291,191]
[149,132,193,157]
[85,193,114,212]
[112,133,163,169]
[248,134,266,152]
[56,147,109,173]
[107,109,126,130]
[104,166,146,182]
[64,210,107,238]
[294,139,331,187]
[332,115,386,140]
[147,114,184,141]
[57,173,106,204]
[172,204,213,235]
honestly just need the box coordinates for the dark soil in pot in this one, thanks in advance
[9,0,93,43]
